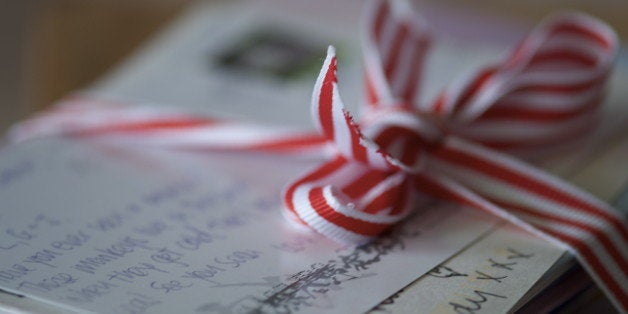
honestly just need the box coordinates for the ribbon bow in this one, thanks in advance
[9,0,627,310]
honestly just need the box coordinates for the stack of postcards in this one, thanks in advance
[1,1,626,313]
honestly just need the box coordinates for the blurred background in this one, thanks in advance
[1,0,627,133]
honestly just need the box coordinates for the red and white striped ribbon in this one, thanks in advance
[9,96,330,157]
[9,0,627,310]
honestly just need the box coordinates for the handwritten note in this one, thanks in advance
[0,138,499,313]
[368,222,569,313]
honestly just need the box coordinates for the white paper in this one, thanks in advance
[0,138,499,313]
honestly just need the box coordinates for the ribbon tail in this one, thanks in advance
[8,95,330,158]
[282,156,415,244]
[423,137,628,311]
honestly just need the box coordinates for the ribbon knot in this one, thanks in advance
[362,105,447,170]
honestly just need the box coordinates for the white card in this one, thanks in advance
[0,138,499,313]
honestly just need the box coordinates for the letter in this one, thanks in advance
[23,249,62,268]
[488,258,517,271]
[72,253,119,274]
[448,290,507,314]
[475,271,507,283]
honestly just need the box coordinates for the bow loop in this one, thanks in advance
[282,157,415,244]
[430,12,618,152]
[312,46,394,171]
[363,0,431,109]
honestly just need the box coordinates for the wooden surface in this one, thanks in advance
[26,0,191,109]
[0,0,191,133]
